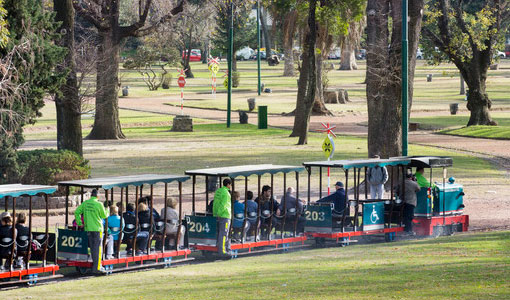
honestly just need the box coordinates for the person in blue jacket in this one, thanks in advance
[317,181,347,215]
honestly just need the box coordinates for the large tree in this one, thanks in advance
[290,0,317,145]
[0,0,66,181]
[422,0,509,126]
[269,0,299,76]
[366,0,424,158]
[54,0,83,155]
[339,15,366,70]
[73,0,185,140]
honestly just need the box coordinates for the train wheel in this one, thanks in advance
[315,237,325,247]
[202,250,214,260]
[340,237,349,247]
[76,266,91,275]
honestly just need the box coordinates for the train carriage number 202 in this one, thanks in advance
[305,210,325,222]
[61,235,83,248]
[188,220,211,233]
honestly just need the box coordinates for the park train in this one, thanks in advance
[0,156,468,286]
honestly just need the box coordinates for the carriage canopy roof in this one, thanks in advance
[0,184,57,198]
[58,174,190,190]
[303,158,411,169]
[389,156,453,168]
[185,164,305,178]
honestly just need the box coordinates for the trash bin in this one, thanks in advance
[122,86,129,97]
[247,98,256,111]
[427,74,432,82]
[258,105,267,129]
[449,103,459,115]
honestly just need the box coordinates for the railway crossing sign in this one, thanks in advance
[178,76,186,88]
[211,63,219,74]
[322,136,335,159]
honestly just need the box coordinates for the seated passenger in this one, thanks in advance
[278,187,306,233]
[255,185,280,238]
[415,167,435,188]
[0,212,16,271]
[157,197,185,249]
[105,206,123,259]
[122,203,137,254]
[138,196,160,221]
[15,213,29,267]
[232,191,249,242]
[246,191,258,232]
[136,203,151,255]
[317,181,347,216]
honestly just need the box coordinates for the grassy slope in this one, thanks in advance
[440,126,510,140]
[4,231,510,300]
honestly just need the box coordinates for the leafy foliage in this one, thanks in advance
[0,0,66,183]
[16,149,90,186]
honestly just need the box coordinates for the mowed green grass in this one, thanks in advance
[23,123,503,183]
[4,231,509,300]
[440,126,510,140]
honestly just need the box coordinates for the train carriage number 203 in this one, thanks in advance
[305,210,325,221]
[61,235,83,248]
[188,221,211,233]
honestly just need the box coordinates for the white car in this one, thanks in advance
[496,51,506,58]
[416,48,423,59]
[236,47,255,60]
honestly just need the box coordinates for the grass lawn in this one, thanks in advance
[4,231,509,300]
[23,123,503,185]
[440,126,510,140]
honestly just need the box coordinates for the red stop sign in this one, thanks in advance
[178,76,186,88]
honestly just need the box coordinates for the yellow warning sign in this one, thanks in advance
[211,63,219,74]
[322,136,335,159]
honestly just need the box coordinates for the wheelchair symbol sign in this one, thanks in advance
[370,205,380,223]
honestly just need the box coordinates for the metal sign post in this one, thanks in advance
[319,122,337,195]
[177,69,187,115]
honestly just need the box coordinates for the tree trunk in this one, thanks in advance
[87,30,125,140]
[283,9,297,77]
[339,44,357,70]
[366,0,424,158]
[184,25,194,78]
[54,0,83,155]
[260,6,272,64]
[312,54,332,115]
[464,71,495,125]
[290,0,317,145]
[459,74,465,95]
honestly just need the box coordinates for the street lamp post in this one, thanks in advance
[401,0,409,156]
[257,0,261,95]
[227,0,234,128]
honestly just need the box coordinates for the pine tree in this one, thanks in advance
[0,0,66,182]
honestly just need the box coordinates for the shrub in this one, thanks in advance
[16,149,90,191]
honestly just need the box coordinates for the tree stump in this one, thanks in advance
[490,64,498,70]
[337,89,350,103]
[324,90,338,103]
[171,115,193,132]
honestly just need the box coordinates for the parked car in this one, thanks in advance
[250,48,283,60]
[496,51,506,59]
[416,48,424,59]
[182,49,202,62]
[356,49,366,60]
[236,47,255,60]
[327,48,341,60]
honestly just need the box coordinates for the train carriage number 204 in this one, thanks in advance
[61,235,83,248]
[188,221,211,233]
[305,210,325,222]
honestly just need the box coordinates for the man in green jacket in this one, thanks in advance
[213,178,232,256]
[415,167,435,188]
[75,189,109,274]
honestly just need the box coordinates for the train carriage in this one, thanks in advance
[389,156,469,236]
[184,164,308,258]
[0,184,60,286]
[57,174,191,274]
[302,158,412,245]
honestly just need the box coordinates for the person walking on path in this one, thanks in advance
[213,178,232,256]
[74,189,109,274]
[367,155,389,199]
